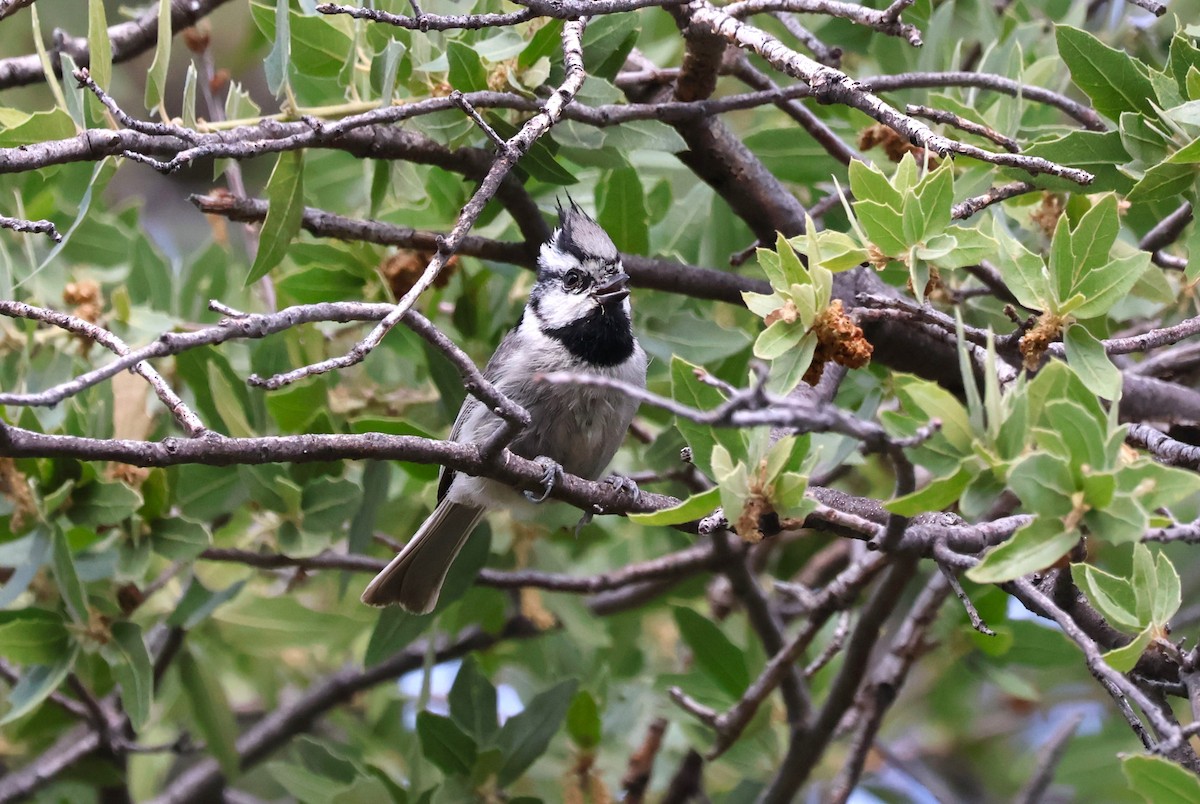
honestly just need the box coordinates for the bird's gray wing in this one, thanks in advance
[436,320,525,501]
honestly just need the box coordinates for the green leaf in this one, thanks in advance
[1068,253,1151,319]
[1020,130,1132,194]
[1123,754,1200,802]
[178,648,241,779]
[629,487,720,526]
[150,518,212,560]
[1064,325,1121,399]
[418,712,477,776]
[0,609,70,665]
[565,690,602,750]
[1119,461,1200,511]
[993,227,1049,311]
[581,14,639,81]
[484,115,577,186]
[0,109,76,148]
[496,679,578,786]
[754,318,804,360]
[913,162,954,241]
[144,0,172,110]
[288,12,354,78]
[0,648,77,725]
[207,362,255,437]
[670,356,744,473]
[673,606,749,698]
[886,464,972,516]
[247,149,305,285]
[1126,161,1197,206]
[447,41,488,93]
[181,62,198,129]
[87,0,112,98]
[265,377,327,432]
[1055,26,1157,121]
[104,621,152,730]
[51,525,87,624]
[1103,626,1153,673]
[348,461,390,555]
[1151,550,1181,626]
[449,656,498,743]
[855,199,908,256]
[597,167,648,254]
[849,159,903,212]
[602,120,686,154]
[1009,453,1077,517]
[68,479,143,527]
[364,607,432,666]
[167,578,246,630]
[264,0,292,96]
[301,477,361,534]
[1072,564,1142,631]
[966,518,1079,584]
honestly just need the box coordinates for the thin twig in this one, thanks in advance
[1014,711,1086,804]
[0,213,62,241]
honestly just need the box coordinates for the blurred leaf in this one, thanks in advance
[51,525,87,624]
[496,678,578,786]
[0,609,70,665]
[419,712,477,776]
[565,689,601,750]
[149,519,211,561]
[87,0,112,101]
[364,606,431,666]
[143,0,172,110]
[597,166,648,254]
[0,648,77,725]
[1123,754,1200,802]
[175,464,249,521]
[248,149,305,285]
[449,656,499,743]
[301,477,361,534]
[207,363,256,438]
[178,648,241,779]
[104,621,152,730]
[167,579,247,630]
[673,606,749,698]
[263,0,292,96]
[68,479,142,527]
[348,462,390,556]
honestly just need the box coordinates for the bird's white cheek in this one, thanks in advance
[536,292,595,329]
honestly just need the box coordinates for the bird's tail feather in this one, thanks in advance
[361,501,485,613]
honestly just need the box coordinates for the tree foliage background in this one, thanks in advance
[4,0,1200,801]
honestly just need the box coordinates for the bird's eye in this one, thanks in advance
[563,269,585,291]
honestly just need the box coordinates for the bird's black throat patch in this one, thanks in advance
[541,305,635,367]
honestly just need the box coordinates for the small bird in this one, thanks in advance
[362,202,648,612]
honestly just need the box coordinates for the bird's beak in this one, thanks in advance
[592,271,630,306]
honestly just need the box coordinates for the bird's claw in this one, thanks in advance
[524,456,563,504]
[604,474,639,500]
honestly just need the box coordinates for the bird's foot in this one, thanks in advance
[604,474,639,500]
[524,456,563,504]
[573,510,593,538]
